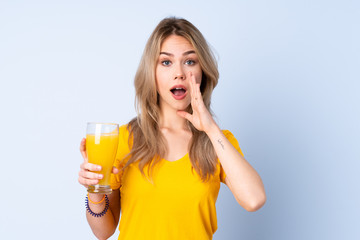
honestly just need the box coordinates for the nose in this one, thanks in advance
[174,64,186,80]
[175,73,185,80]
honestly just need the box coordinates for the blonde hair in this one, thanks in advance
[123,17,219,183]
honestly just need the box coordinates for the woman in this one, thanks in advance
[78,17,266,240]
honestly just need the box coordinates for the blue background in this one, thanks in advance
[0,1,359,239]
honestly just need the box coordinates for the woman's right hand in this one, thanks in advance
[78,138,119,188]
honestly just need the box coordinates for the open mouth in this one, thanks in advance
[170,85,187,100]
[170,87,186,96]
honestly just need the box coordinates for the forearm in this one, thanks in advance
[206,124,266,211]
[86,192,120,240]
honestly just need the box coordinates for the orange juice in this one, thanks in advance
[86,133,119,186]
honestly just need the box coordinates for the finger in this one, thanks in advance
[189,72,196,102]
[177,110,193,122]
[78,176,89,188]
[78,176,99,187]
[192,73,202,102]
[79,169,103,180]
[80,138,88,161]
[191,72,197,101]
[112,166,119,174]
[187,71,192,99]
[78,167,101,188]
[193,73,202,101]
[189,72,202,106]
[81,162,102,172]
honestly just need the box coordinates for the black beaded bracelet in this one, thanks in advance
[85,194,109,217]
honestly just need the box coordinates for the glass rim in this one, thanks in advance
[87,122,119,126]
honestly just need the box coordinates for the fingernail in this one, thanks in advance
[98,174,103,179]
[97,166,101,170]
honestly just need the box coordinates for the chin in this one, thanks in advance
[161,97,191,112]
[173,102,190,111]
[178,104,192,111]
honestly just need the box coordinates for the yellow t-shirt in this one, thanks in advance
[110,125,244,240]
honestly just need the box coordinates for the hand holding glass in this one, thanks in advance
[86,123,119,194]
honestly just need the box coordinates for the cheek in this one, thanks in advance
[155,69,165,92]
[156,78,169,96]
[156,66,170,80]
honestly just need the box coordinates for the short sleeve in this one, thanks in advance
[110,124,131,190]
[220,130,244,183]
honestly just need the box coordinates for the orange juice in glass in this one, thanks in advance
[86,123,119,194]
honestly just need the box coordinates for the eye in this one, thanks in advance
[185,59,196,65]
[161,60,171,66]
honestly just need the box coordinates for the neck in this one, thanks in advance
[158,105,189,131]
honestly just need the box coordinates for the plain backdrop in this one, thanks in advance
[0,1,359,239]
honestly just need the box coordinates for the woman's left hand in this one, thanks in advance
[177,72,217,133]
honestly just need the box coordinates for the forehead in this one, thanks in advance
[160,35,194,52]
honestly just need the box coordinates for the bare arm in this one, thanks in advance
[177,72,266,212]
[85,190,121,240]
[206,126,266,212]
[79,138,121,239]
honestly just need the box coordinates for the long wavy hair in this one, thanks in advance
[122,17,219,183]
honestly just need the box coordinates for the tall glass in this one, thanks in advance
[86,123,119,194]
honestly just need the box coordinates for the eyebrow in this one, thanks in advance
[159,50,196,56]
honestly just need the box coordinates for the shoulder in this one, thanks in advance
[119,124,129,135]
[221,129,237,142]
[221,129,234,137]
[116,124,131,154]
[221,129,244,157]
[118,124,130,141]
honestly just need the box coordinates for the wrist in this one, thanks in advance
[88,193,106,202]
[86,194,109,218]
[205,122,221,139]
